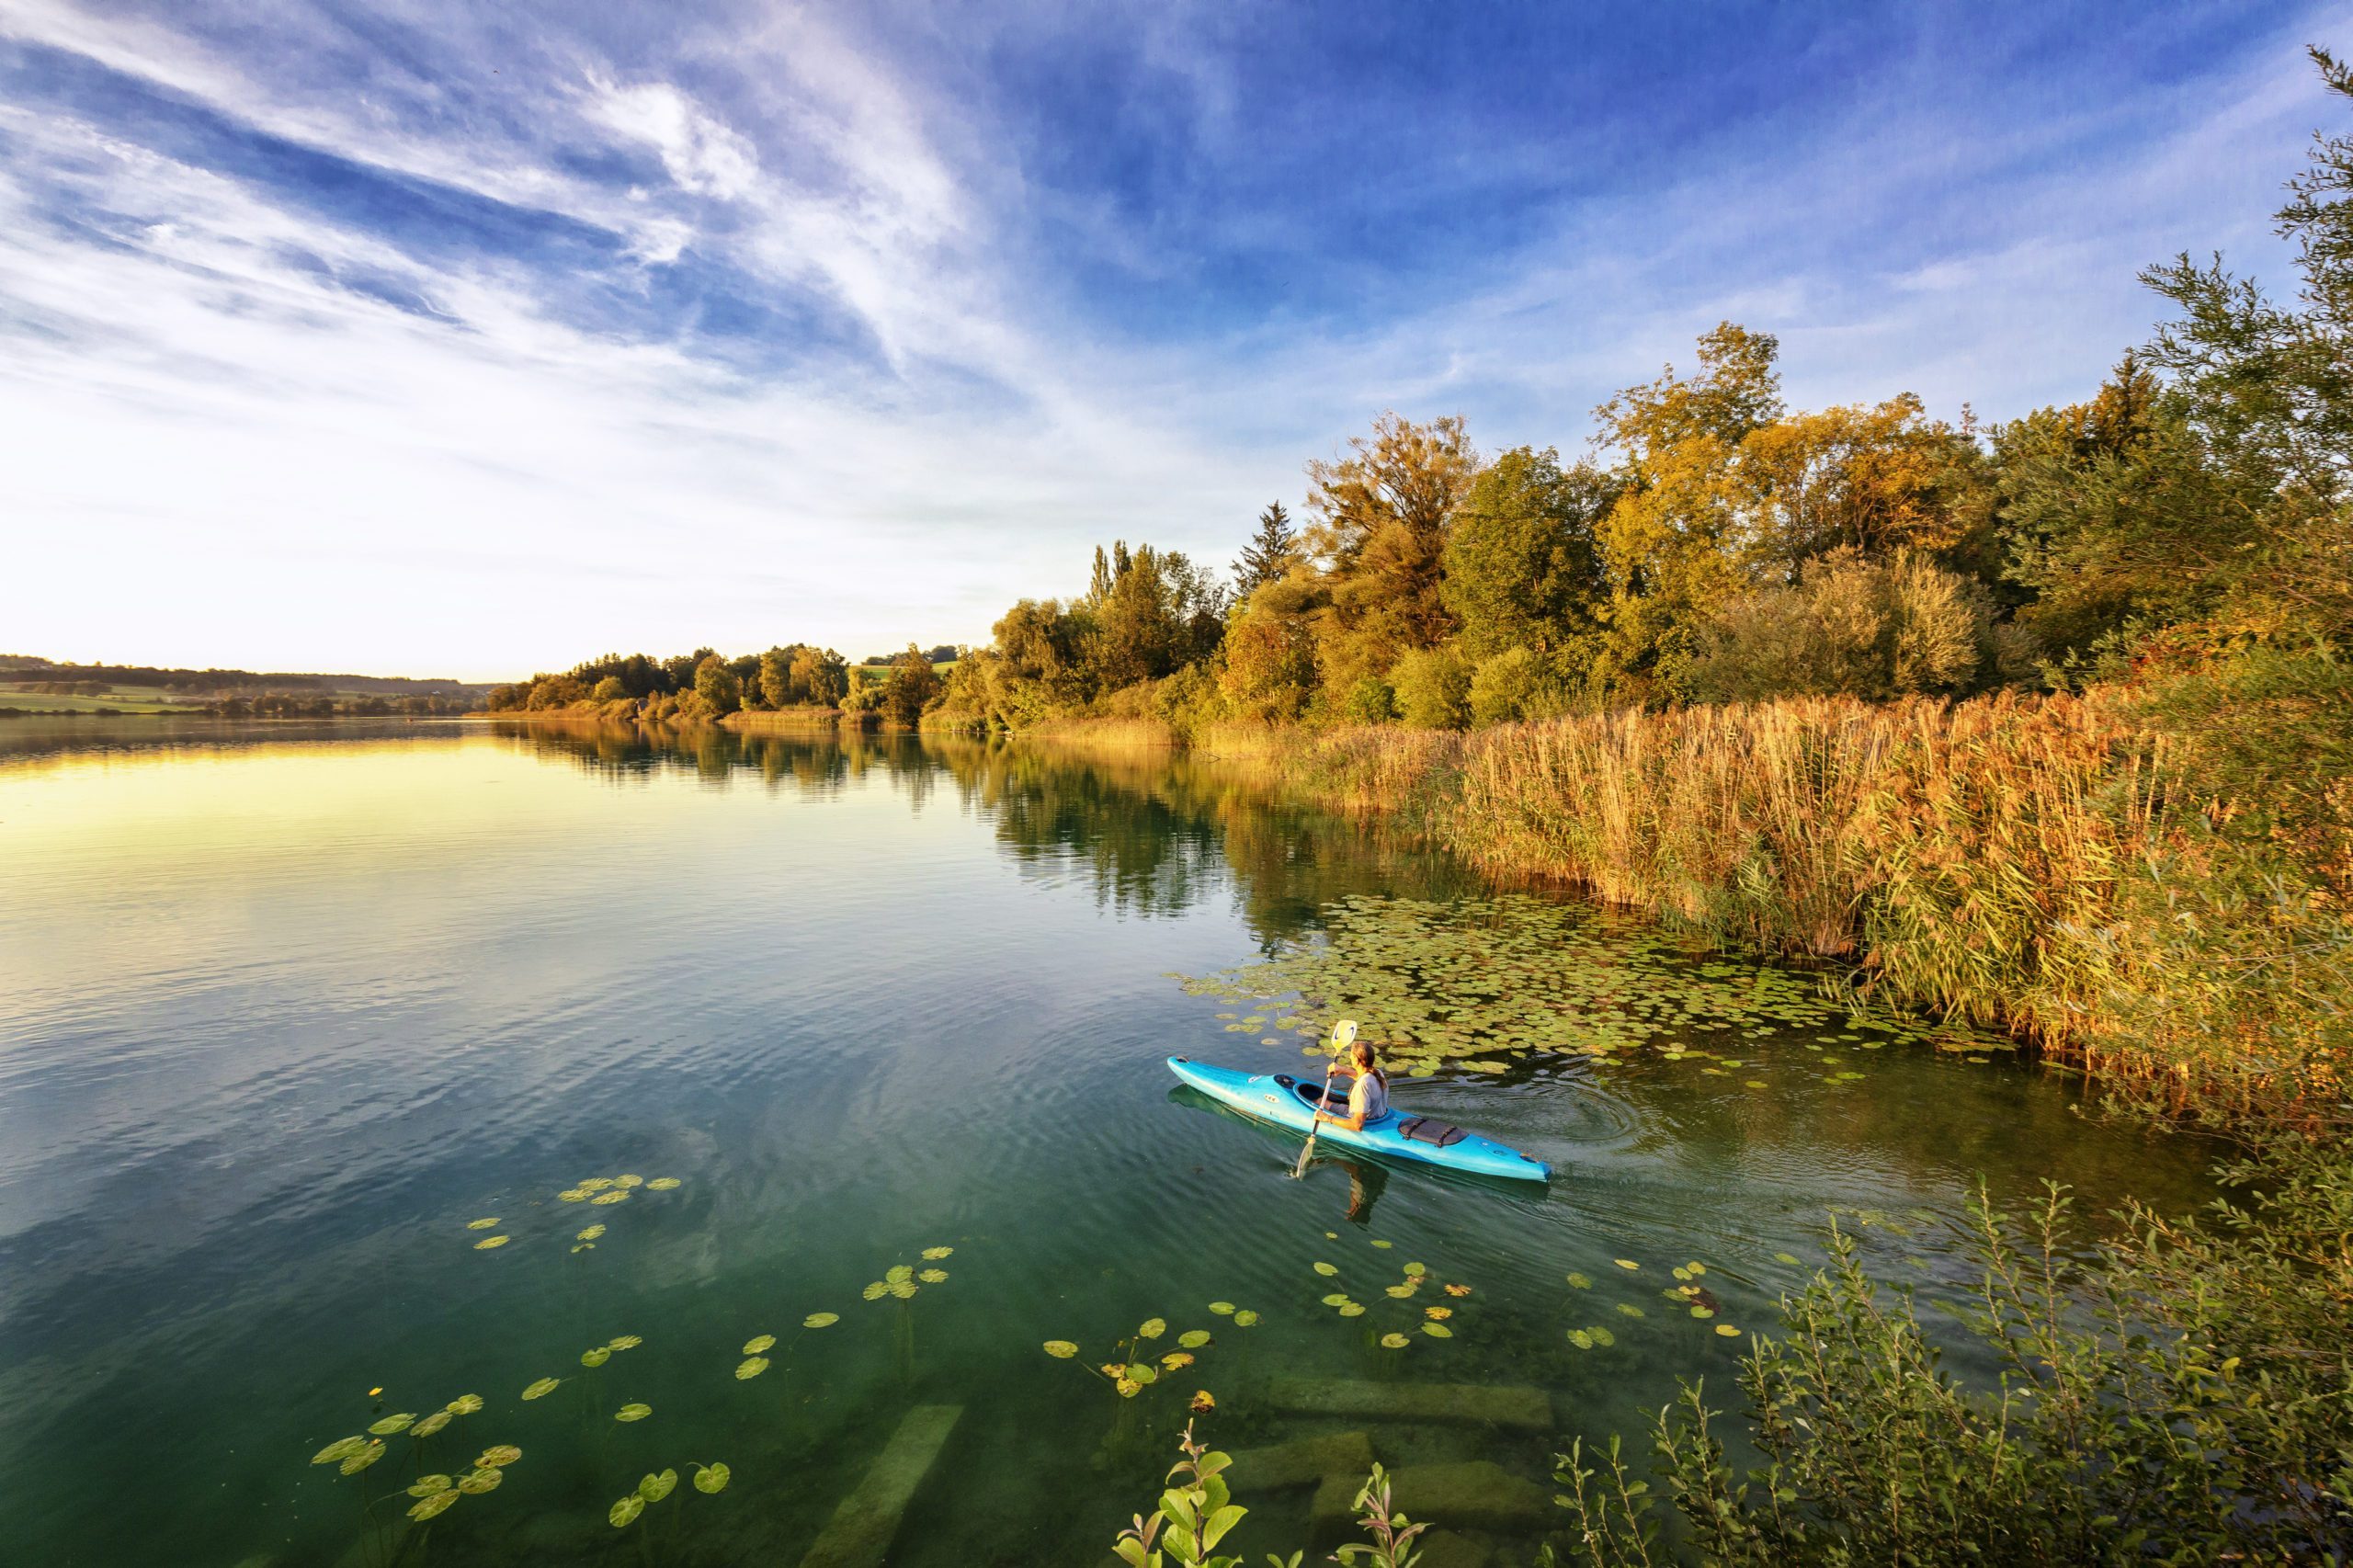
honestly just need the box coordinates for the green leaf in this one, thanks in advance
[693,1462,731,1494]
[639,1469,677,1503]
[1178,1329,1211,1347]
[406,1475,454,1497]
[368,1414,415,1437]
[310,1437,366,1465]
[475,1445,520,1467]
[1207,1301,1234,1315]
[1139,1318,1166,1339]
[921,1246,953,1259]
[735,1357,769,1380]
[609,1494,644,1528]
[1616,1303,1645,1318]
[1402,1263,1427,1277]
[615,1403,652,1422]
[445,1393,483,1415]
[465,1217,500,1230]
[608,1335,642,1351]
[1381,1333,1410,1349]
[472,1235,510,1250]
[1233,1310,1259,1327]
[580,1346,611,1368]
[455,1467,502,1494]
[521,1378,561,1401]
[1043,1340,1078,1358]
[1421,1323,1452,1338]
[743,1335,776,1355]
[411,1410,452,1438]
[803,1312,839,1328]
[647,1176,682,1189]
[1313,1262,1338,1277]
[1566,1272,1592,1290]
[407,1489,460,1522]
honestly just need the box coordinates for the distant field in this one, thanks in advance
[0,686,205,713]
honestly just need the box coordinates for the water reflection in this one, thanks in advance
[497,720,1478,944]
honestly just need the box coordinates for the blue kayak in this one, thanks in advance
[1166,1056,1551,1183]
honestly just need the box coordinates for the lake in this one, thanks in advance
[0,720,2217,1567]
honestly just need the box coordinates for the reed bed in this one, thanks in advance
[1199,693,2344,1125]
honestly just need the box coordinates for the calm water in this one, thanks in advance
[0,720,2216,1567]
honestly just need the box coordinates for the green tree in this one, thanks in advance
[758,646,798,709]
[1233,500,1301,596]
[693,654,743,716]
[1441,446,1613,659]
[591,676,629,703]
[790,645,847,707]
[881,644,943,724]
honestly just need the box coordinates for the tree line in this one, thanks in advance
[484,643,962,727]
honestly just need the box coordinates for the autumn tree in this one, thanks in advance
[1305,412,1482,691]
[692,653,743,716]
[1588,323,1785,692]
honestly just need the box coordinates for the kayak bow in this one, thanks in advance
[1166,1056,1551,1183]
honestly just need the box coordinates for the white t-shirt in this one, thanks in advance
[1348,1071,1390,1122]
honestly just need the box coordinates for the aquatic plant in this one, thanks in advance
[305,1388,511,1564]
[1044,1312,1223,1407]
[1111,1426,1432,1568]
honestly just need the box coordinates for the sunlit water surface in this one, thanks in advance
[0,720,2216,1567]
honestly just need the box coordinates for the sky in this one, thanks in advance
[0,1,2345,680]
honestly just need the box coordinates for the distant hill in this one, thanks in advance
[0,657,490,698]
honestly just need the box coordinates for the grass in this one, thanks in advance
[1195,692,2346,1126]
[0,684,205,713]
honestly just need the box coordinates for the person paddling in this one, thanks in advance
[1312,1035,1391,1133]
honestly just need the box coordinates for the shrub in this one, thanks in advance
[1467,646,1551,725]
[1343,676,1398,724]
[1679,548,1997,704]
[1390,644,1472,729]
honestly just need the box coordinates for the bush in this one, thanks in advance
[1554,1142,2353,1566]
[1390,644,1472,729]
[1342,676,1398,724]
[1467,647,1551,726]
[1679,548,1999,704]
[591,676,628,702]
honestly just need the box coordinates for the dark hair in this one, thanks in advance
[1351,1037,1385,1087]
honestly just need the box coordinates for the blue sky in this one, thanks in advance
[0,0,2343,678]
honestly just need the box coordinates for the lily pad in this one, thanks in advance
[921,1246,953,1259]
[445,1393,483,1415]
[615,1175,643,1188]
[890,1280,917,1300]
[647,1177,682,1190]
[1716,1324,1742,1337]
[1614,1259,1639,1271]
[1421,1323,1452,1338]
[590,1191,629,1206]
[1774,1252,1802,1266]
[411,1410,452,1438]
[1566,1272,1592,1290]
[615,1403,652,1422]
[1381,1333,1410,1349]
[639,1468,677,1502]
[1567,1329,1594,1350]
[1590,1325,1616,1347]
[559,1188,590,1202]
[1338,1302,1366,1317]
[1138,1318,1166,1339]
[408,1489,460,1522]
[580,1347,611,1368]
[734,1357,769,1380]
[369,1414,415,1437]
[472,1236,510,1250]
[803,1312,839,1329]
[1370,1239,1392,1249]
[608,1335,642,1351]
[1402,1262,1427,1277]
[743,1335,776,1355]
[456,1467,501,1494]
[521,1378,561,1401]
[1207,1301,1234,1315]
[1320,1293,1350,1308]
[466,1217,500,1230]
[862,1282,889,1301]
[610,1494,644,1528]
[580,1177,613,1192]
[693,1462,731,1494]
[311,1437,367,1465]
[1043,1340,1078,1358]
[918,1268,948,1284]
[885,1265,914,1285]
[1233,1310,1259,1327]
[1617,1303,1645,1318]
[1313,1262,1338,1277]
[1125,1363,1158,1385]
[1177,1329,1211,1348]
[477,1445,521,1467]
[407,1474,455,1498]
[576,1224,606,1242]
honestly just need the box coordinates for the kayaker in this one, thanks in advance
[1312,1036,1390,1133]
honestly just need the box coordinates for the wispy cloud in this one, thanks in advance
[0,0,2345,676]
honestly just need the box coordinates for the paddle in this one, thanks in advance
[1290,1018,1358,1179]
